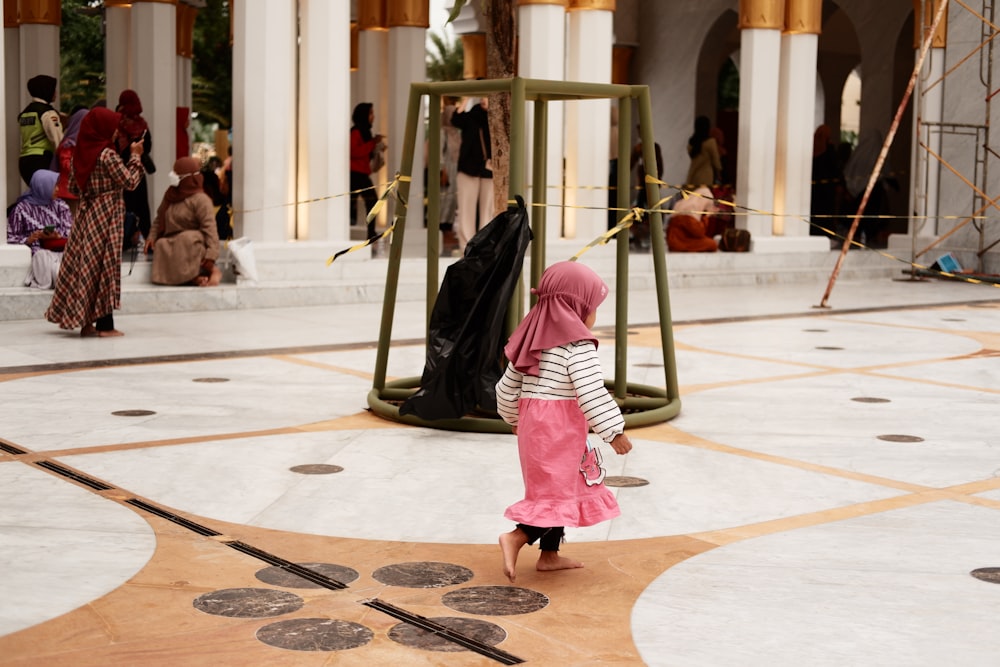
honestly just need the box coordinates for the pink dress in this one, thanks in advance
[495,340,624,528]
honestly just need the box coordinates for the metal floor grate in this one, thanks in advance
[124,498,222,536]
[362,598,525,664]
[0,441,27,455]
[34,460,113,491]
[224,541,348,590]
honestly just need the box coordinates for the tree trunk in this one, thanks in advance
[485,0,515,216]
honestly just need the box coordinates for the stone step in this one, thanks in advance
[0,239,900,322]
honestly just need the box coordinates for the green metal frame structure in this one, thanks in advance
[367,77,680,433]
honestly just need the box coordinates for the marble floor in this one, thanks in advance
[2,276,1000,666]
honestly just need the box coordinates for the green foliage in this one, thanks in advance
[56,0,230,128]
[426,30,464,83]
[447,0,469,22]
[717,58,739,112]
[192,0,232,128]
[59,0,105,111]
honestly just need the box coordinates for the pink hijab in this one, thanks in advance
[503,261,609,375]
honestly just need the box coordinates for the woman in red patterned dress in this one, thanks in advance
[45,107,145,337]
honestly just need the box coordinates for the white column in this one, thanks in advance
[18,25,59,104]
[105,5,131,102]
[388,25,426,256]
[232,0,297,242]
[130,2,177,210]
[4,23,20,207]
[736,28,781,240]
[0,19,7,242]
[774,31,817,236]
[299,0,351,240]
[518,2,566,243]
[176,57,192,111]
[564,7,612,241]
[357,28,389,234]
[910,47,945,236]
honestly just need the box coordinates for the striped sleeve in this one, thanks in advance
[566,342,625,443]
[494,362,523,427]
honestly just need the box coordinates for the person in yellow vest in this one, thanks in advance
[18,75,63,186]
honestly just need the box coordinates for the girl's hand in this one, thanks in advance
[610,433,632,455]
[130,140,144,156]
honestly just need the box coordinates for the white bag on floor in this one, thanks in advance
[228,237,259,284]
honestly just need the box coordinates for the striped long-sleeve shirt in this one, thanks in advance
[495,340,625,443]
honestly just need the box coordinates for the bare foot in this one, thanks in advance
[203,266,222,287]
[499,529,528,583]
[97,329,124,337]
[536,551,584,573]
[80,324,98,337]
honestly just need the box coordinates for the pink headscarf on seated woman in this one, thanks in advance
[503,261,609,376]
[671,187,716,219]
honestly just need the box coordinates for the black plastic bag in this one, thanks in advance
[399,196,532,420]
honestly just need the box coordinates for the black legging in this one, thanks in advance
[517,524,564,552]
[350,171,378,239]
[95,314,115,332]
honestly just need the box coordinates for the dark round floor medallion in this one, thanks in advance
[851,397,891,403]
[877,434,925,443]
[442,586,549,616]
[372,561,474,588]
[256,618,373,651]
[971,567,1000,583]
[814,346,843,351]
[193,588,303,618]
[111,409,156,417]
[193,377,230,383]
[941,318,967,322]
[605,475,649,487]
[388,616,507,652]
[289,464,344,475]
[255,562,359,589]
[803,328,828,332]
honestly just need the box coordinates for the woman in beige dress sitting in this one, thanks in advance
[143,156,221,286]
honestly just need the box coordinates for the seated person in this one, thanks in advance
[7,169,73,288]
[666,186,719,253]
[143,157,222,286]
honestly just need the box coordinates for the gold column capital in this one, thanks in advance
[358,0,387,31]
[104,0,131,7]
[568,0,615,11]
[351,21,359,71]
[131,0,178,4]
[913,0,947,48]
[518,0,568,7]
[739,0,784,30]
[17,0,60,25]
[461,32,487,80]
[176,2,197,58]
[4,0,18,29]
[785,0,820,35]
[387,0,428,28]
[612,44,635,85]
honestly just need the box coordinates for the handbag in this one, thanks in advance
[141,152,156,174]
[479,129,492,173]
[370,140,386,173]
[719,228,751,252]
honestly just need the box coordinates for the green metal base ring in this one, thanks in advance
[368,377,680,433]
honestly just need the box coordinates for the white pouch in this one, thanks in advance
[228,237,259,284]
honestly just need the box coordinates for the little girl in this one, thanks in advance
[495,261,633,582]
